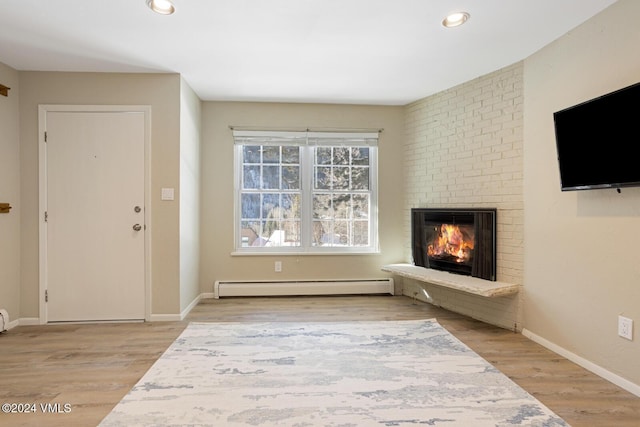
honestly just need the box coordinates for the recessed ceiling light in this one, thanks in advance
[442,11,470,28]
[146,0,175,15]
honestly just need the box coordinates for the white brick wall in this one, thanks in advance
[403,62,524,330]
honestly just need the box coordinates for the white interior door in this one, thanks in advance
[45,110,146,322]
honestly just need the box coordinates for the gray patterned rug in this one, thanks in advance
[99,319,568,426]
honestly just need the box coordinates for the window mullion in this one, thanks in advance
[300,146,313,249]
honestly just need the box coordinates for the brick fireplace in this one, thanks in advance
[402,63,524,330]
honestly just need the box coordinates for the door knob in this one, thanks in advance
[133,224,142,231]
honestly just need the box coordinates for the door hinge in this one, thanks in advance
[44,131,47,142]
[45,290,49,303]
[44,211,48,222]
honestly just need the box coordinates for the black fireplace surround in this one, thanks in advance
[412,208,497,281]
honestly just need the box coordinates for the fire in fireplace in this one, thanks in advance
[412,208,496,281]
[427,223,474,263]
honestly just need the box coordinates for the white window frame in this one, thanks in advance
[233,130,379,255]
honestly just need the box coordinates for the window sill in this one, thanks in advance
[231,250,380,256]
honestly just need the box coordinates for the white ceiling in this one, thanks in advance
[0,0,617,105]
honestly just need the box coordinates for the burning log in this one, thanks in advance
[427,224,474,263]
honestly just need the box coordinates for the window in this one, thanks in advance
[234,130,379,254]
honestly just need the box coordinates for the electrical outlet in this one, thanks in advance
[618,316,633,340]
[275,261,282,272]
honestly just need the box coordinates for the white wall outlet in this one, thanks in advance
[618,316,633,340]
[274,261,282,272]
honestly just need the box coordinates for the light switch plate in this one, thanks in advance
[161,188,175,201]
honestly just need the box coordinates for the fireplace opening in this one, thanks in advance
[412,208,496,281]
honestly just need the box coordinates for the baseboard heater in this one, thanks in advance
[214,279,394,299]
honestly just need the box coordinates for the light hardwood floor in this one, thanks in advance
[1,295,639,426]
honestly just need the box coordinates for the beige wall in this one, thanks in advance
[402,63,524,330]
[523,0,640,386]
[179,78,202,313]
[0,62,20,323]
[200,102,405,290]
[18,72,182,318]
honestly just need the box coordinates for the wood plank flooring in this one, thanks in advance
[1,295,639,426]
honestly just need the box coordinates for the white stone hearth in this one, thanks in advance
[382,264,520,298]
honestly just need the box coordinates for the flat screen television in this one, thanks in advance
[553,81,640,191]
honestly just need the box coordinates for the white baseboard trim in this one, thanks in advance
[149,313,182,322]
[17,318,40,327]
[522,328,640,398]
[151,292,215,322]
[180,293,206,320]
[6,292,219,327]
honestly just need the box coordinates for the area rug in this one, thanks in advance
[99,319,568,426]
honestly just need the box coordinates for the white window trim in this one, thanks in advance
[232,130,379,255]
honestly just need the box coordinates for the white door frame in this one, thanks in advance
[38,105,152,323]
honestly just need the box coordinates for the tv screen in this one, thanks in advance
[553,81,640,191]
